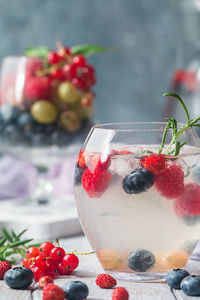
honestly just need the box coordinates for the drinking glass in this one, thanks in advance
[74,122,200,281]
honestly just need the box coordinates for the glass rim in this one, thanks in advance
[92,122,186,132]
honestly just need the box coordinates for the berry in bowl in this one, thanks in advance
[0,43,107,204]
[74,93,200,281]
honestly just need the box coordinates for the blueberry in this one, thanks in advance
[33,123,46,133]
[166,269,189,289]
[31,133,47,146]
[3,125,22,145]
[51,130,70,146]
[17,112,33,129]
[4,267,34,289]
[1,104,20,123]
[180,275,200,296]
[74,164,85,185]
[44,123,56,134]
[122,168,154,194]
[62,280,89,300]
[128,249,155,272]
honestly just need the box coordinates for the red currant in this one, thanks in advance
[22,258,29,268]
[26,246,39,259]
[31,266,45,281]
[50,68,64,80]
[62,63,77,79]
[73,55,86,67]
[45,260,57,278]
[58,46,71,57]
[38,242,55,257]
[62,254,79,271]
[82,65,95,78]
[56,262,72,275]
[35,255,47,268]
[72,77,87,91]
[47,51,61,64]
[50,247,65,264]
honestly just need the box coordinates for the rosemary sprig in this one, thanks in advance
[0,228,36,264]
[158,93,200,156]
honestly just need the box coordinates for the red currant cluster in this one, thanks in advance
[22,242,79,281]
[47,46,96,92]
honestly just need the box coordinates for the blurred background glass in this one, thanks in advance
[0,0,176,124]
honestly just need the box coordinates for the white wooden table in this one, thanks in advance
[0,234,199,300]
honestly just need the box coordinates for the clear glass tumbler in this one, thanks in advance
[74,122,200,281]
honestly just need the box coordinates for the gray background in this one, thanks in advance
[0,0,176,123]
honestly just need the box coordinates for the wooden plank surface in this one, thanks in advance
[0,234,198,300]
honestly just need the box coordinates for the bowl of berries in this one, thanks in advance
[74,93,200,281]
[0,42,107,205]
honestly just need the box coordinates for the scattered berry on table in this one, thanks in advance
[122,168,154,194]
[43,283,65,300]
[0,261,11,280]
[24,77,51,101]
[81,167,112,198]
[154,164,184,199]
[39,275,54,288]
[38,242,55,257]
[44,260,57,278]
[112,287,129,300]
[180,275,200,296]
[128,249,155,272]
[4,267,34,289]
[166,269,190,289]
[50,247,65,264]
[140,153,166,175]
[62,280,89,300]
[74,164,85,186]
[95,273,117,288]
[174,183,200,216]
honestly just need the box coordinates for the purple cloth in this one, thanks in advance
[48,156,76,196]
[0,155,37,200]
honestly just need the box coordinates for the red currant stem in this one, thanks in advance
[66,250,95,255]
[15,248,26,258]
[56,40,73,63]
[56,238,60,247]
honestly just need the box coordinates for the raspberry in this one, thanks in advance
[39,275,54,288]
[0,261,12,279]
[26,59,43,77]
[24,77,51,101]
[96,273,117,288]
[42,283,65,300]
[141,153,166,175]
[77,150,90,168]
[112,287,129,300]
[154,164,184,199]
[82,167,112,198]
[90,154,111,170]
[174,183,200,216]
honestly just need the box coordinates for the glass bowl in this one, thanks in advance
[0,56,93,205]
[74,122,200,281]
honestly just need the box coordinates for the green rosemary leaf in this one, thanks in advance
[0,237,7,247]
[163,93,190,124]
[16,229,28,240]
[9,239,33,248]
[2,228,13,243]
[11,230,17,238]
